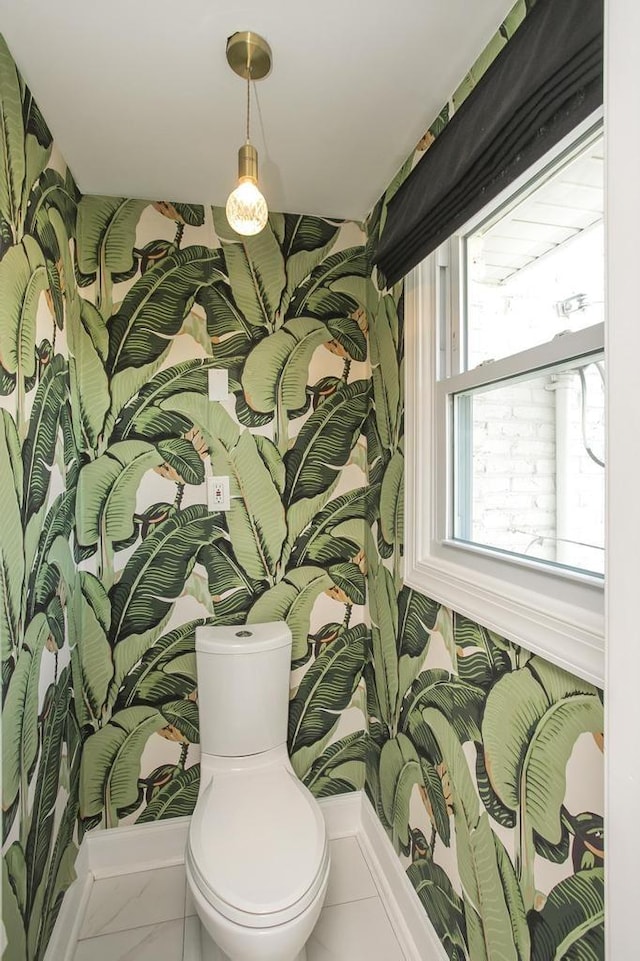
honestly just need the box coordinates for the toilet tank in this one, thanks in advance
[195,621,292,757]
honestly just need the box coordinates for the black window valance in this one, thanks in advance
[374,0,604,287]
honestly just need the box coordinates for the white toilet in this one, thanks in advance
[185,621,330,961]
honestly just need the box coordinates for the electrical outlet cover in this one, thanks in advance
[208,475,231,512]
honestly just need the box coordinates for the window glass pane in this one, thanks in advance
[465,134,604,368]
[453,356,605,576]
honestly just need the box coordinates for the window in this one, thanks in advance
[405,113,604,686]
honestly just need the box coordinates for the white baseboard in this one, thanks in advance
[318,790,363,838]
[45,791,446,961]
[358,795,449,961]
[84,815,191,879]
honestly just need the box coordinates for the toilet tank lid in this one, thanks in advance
[196,621,292,655]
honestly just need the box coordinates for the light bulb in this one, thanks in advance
[226,177,268,236]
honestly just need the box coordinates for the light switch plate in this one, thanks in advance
[207,476,231,512]
[207,369,228,401]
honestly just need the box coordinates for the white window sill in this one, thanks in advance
[404,548,604,687]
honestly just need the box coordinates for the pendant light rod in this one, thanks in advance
[245,71,251,143]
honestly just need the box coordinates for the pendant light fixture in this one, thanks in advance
[225,31,272,236]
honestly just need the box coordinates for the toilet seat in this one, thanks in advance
[187,765,328,929]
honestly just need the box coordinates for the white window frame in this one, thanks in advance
[404,111,605,687]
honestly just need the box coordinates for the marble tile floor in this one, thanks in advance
[72,836,407,961]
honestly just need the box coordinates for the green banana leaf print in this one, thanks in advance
[212,208,286,333]
[21,355,68,523]
[407,859,466,961]
[288,485,375,568]
[76,196,148,278]
[302,732,370,798]
[137,765,201,822]
[286,247,368,321]
[24,673,70,916]
[0,236,48,379]
[424,709,528,961]
[482,658,603,911]
[106,245,226,375]
[283,379,370,503]
[0,37,28,232]
[68,572,113,722]
[76,196,148,314]
[288,624,368,760]
[242,317,331,416]
[530,869,604,961]
[0,14,603,961]
[3,615,50,816]
[208,423,288,583]
[80,706,166,825]
[379,733,423,853]
[108,506,223,646]
[0,409,24,661]
[117,619,200,709]
[76,441,165,549]
[248,567,333,660]
[67,299,110,452]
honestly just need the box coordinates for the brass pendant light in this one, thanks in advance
[225,32,272,236]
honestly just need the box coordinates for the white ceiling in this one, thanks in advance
[0,0,515,220]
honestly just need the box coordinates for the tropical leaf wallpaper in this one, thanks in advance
[1,3,604,959]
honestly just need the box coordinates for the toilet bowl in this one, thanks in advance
[186,622,330,961]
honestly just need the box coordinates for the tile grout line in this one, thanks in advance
[75,918,187,945]
[73,917,187,961]
[323,835,379,909]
